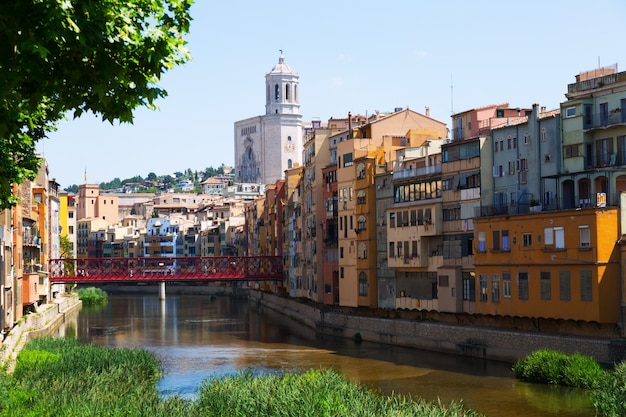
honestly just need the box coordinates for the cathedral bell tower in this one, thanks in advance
[234,52,302,185]
[265,51,300,116]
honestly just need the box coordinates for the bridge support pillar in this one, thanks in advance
[159,281,166,300]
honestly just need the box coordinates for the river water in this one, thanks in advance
[71,293,594,417]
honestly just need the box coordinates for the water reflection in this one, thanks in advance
[76,293,594,417]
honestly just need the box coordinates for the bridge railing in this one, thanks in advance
[49,256,284,283]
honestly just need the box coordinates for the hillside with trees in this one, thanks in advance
[63,165,228,194]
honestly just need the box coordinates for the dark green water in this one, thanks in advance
[74,293,594,417]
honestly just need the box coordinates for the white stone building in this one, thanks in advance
[234,52,303,185]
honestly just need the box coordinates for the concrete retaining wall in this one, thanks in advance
[0,295,82,369]
[251,291,619,364]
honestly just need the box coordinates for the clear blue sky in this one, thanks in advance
[38,0,626,188]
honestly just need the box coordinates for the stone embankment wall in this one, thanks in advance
[0,295,82,370]
[250,291,625,364]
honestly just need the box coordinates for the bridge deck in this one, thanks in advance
[49,256,284,283]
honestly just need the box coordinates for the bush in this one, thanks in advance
[75,287,108,306]
[512,349,604,389]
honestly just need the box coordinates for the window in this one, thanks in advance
[274,84,279,101]
[285,84,290,100]
[389,242,395,258]
[462,273,475,301]
[565,107,576,118]
[502,230,510,251]
[69,212,74,219]
[439,275,449,287]
[540,271,551,301]
[389,212,396,228]
[479,274,488,302]
[343,153,353,167]
[68,225,74,234]
[559,270,571,301]
[478,231,486,252]
[357,215,366,232]
[503,272,512,298]
[340,267,344,278]
[492,230,500,251]
[541,128,546,141]
[524,132,529,145]
[518,272,529,300]
[580,270,592,302]
[356,163,366,179]
[596,138,613,166]
[564,144,580,158]
[359,272,368,296]
[522,233,532,247]
[357,190,366,205]
[491,274,500,303]
[579,225,590,248]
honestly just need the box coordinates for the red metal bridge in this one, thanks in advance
[49,256,284,283]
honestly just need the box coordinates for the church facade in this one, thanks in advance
[234,53,303,185]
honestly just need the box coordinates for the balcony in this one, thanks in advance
[393,164,442,180]
[583,111,626,131]
[23,233,41,246]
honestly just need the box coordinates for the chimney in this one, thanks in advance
[425,107,430,117]
[348,112,352,132]
[541,106,546,113]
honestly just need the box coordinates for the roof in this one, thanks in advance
[268,53,295,75]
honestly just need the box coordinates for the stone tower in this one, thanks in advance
[234,52,303,184]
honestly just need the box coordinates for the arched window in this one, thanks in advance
[287,136,292,142]
[285,84,290,100]
[356,162,366,179]
[288,159,293,169]
[274,84,280,101]
[359,272,368,296]
[357,214,366,231]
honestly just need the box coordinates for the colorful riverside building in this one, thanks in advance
[474,207,620,323]
[336,108,448,307]
[473,65,626,329]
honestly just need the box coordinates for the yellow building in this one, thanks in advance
[59,192,77,257]
[474,207,620,324]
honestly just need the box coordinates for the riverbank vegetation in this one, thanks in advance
[0,337,483,417]
[513,349,626,416]
[75,287,108,306]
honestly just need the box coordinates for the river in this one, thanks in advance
[70,293,594,417]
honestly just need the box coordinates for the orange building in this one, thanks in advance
[474,207,620,323]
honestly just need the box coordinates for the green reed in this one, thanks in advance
[196,368,482,417]
[0,337,482,417]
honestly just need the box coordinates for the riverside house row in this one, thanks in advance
[247,65,626,337]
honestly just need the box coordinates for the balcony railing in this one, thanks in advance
[583,111,626,130]
[393,164,441,180]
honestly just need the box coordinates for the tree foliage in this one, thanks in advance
[0,0,193,210]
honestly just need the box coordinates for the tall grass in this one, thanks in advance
[0,337,484,417]
[593,361,626,417]
[196,369,482,417]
